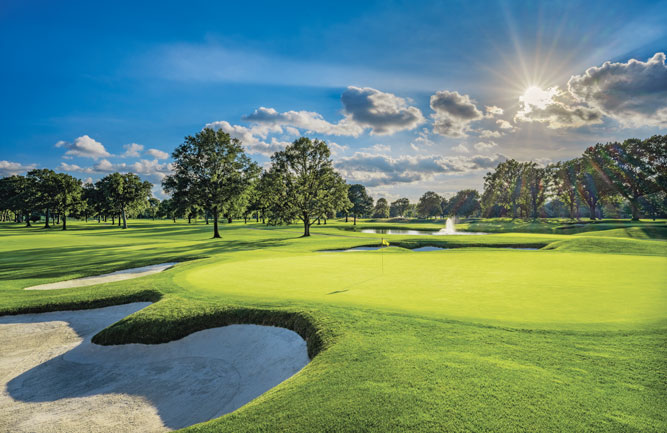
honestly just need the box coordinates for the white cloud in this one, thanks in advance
[0,160,37,177]
[335,151,506,187]
[328,141,349,156]
[204,120,290,156]
[567,52,667,127]
[514,87,603,129]
[473,141,497,152]
[430,90,484,137]
[452,143,469,153]
[145,148,169,159]
[362,144,391,153]
[496,119,514,130]
[242,106,362,136]
[122,143,144,158]
[340,86,425,135]
[55,135,111,159]
[479,129,503,138]
[485,105,504,116]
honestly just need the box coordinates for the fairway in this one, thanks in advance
[1,220,666,432]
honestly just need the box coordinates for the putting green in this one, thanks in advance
[181,248,667,328]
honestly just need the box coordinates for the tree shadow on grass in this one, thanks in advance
[0,236,295,282]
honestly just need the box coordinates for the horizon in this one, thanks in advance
[1,0,666,202]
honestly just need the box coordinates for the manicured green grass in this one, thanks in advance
[1,219,666,432]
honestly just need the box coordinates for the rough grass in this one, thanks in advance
[1,218,666,432]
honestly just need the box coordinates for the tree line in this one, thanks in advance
[1,130,664,236]
[0,170,153,229]
[481,135,666,220]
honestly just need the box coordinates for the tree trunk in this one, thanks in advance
[324,218,327,225]
[303,213,310,237]
[62,214,67,230]
[172,216,176,223]
[122,208,127,229]
[227,216,232,223]
[255,213,259,222]
[244,216,247,224]
[213,209,221,238]
[630,198,641,221]
[188,214,191,224]
[345,214,348,223]
[353,214,357,225]
[56,214,60,224]
[589,204,596,221]
[25,215,31,227]
[112,215,115,225]
[44,208,50,228]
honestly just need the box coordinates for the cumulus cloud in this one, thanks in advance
[55,135,111,159]
[567,52,667,127]
[496,119,514,130]
[328,141,348,156]
[473,141,498,151]
[146,148,169,159]
[340,86,425,135]
[335,151,506,187]
[243,106,362,136]
[58,158,173,183]
[0,160,37,177]
[122,143,144,158]
[205,120,290,156]
[485,105,504,116]
[514,87,603,129]
[452,143,469,153]
[479,129,503,138]
[430,90,484,137]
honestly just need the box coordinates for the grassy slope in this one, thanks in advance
[1,219,666,432]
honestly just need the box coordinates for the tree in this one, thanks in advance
[99,172,152,229]
[447,189,481,217]
[7,175,37,226]
[549,160,581,220]
[82,182,102,222]
[390,197,410,217]
[26,169,59,228]
[348,184,373,225]
[523,163,548,219]
[53,173,83,230]
[416,191,442,218]
[373,198,390,218]
[639,191,667,221]
[588,138,662,220]
[269,137,349,236]
[165,128,259,238]
[482,159,524,219]
[145,198,161,220]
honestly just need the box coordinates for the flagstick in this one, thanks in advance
[381,238,384,274]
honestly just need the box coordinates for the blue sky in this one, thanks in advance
[1,0,666,201]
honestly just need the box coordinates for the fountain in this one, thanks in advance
[438,217,457,235]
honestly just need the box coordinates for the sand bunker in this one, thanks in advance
[0,303,309,432]
[24,263,179,290]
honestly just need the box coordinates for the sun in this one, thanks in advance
[520,85,558,109]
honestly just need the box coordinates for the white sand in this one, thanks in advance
[24,263,179,290]
[0,303,309,432]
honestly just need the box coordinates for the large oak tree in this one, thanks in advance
[165,128,259,238]
[269,137,349,236]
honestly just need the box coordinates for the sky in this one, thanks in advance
[1,0,666,201]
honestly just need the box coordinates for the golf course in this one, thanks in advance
[1,218,665,432]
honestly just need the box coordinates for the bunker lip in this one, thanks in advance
[0,303,310,432]
[24,262,180,290]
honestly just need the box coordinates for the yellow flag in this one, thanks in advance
[381,238,390,247]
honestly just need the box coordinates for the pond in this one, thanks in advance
[359,228,487,236]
